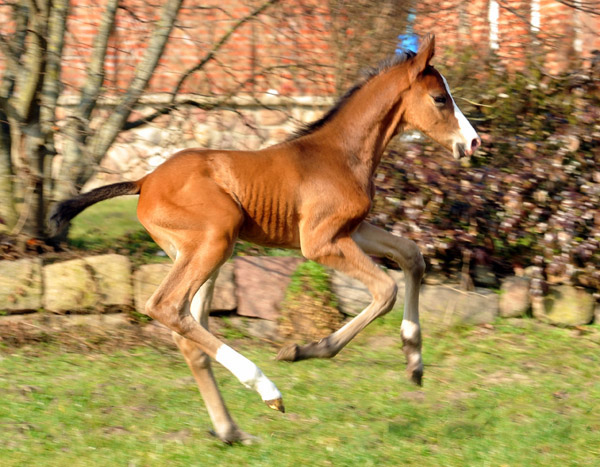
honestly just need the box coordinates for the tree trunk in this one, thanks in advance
[0,115,17,232]
[21,123,47,238]
[55,0,184,201]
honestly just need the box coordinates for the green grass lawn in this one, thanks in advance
[37,196,600,465]
[2,312,599,466]
[67,197,168,266]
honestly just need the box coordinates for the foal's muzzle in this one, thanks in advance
[453,137,481,159]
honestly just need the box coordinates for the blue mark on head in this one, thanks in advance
[396,34,419,55]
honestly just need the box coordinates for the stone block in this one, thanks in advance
[234,256,304,321]
[420,284,499,326]
[133,263,171,313]
[0,258,42,313]
[331,269,405,316]
[84,254,133,310]
[213,261,237,311]
[228,316,281,342]
[330,271,371,316]
[43,259,98,313]
[133,261,237,314]
[499,276,531,318]
[533,285,594,326]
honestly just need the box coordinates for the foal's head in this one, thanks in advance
[401,34,481,159]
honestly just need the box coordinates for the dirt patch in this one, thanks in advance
[0,311,248,354]
[279,294,344,342]
[483,370,532,385]
[0,313,176,354]
[162,429,193,444]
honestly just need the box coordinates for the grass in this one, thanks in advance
[2,313,599,466]
[68,197,165,266]
[44,195,600,464]
[284,261,337,307]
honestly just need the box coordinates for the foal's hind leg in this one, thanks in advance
[146,245,284,408]
[351,221,425,385]
[172,271,256,444]
[141,218,283,445]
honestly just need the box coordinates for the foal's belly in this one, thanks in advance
[237,197,301,249]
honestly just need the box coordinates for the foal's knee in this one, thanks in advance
[375,275,398,315]
[146,295,192,336]
[398,239,425,280]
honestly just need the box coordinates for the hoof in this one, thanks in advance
[409,367,423,387]
[276,344,299,362]
[265,397,285,413]
[209,429,260,445]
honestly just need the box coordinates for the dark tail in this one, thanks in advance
[48,180,142,236]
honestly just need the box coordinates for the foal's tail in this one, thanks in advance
[48,180,144,236]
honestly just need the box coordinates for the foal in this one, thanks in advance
[50,34,480,443]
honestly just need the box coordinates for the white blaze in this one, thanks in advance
[215,344,282,401]
[440,73,480,154]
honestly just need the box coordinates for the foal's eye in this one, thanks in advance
[433,95,447,106]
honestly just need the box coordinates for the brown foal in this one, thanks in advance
[50,34,480,444]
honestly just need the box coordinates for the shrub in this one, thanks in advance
[372,53,600,294]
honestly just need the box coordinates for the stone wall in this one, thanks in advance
[1,255,597,342]
[77,97,333,188]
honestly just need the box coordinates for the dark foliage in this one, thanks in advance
[370,54,600,295]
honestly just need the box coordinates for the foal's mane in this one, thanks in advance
[289,51,416,140]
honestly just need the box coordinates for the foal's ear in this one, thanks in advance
[409,33,435,82]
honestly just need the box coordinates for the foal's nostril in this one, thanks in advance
[471,138,481,152]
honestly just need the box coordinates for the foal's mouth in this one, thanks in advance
[453,142,470,160]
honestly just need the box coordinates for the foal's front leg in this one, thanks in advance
[277,234,398,361]
[352,221,425,385]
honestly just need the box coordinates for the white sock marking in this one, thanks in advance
[401,320,420,341]
[215,345,281,401]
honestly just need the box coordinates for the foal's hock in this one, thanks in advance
[49,34,480,444]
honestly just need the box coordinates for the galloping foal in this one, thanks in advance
[50,34,480,443]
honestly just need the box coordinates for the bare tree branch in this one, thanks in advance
[120,0,282,130]
[123,99,217,131]
[0,34,22,72]
[0,2,28,100]
[82,0,183,183]
[121,61,330,130]
[53,0,119,201]
[78,0,119,121]
[11,5,45,122]
[555,0,600,16]
[39,0,68,135]
[0,1,29,230]
[169,0,281,102]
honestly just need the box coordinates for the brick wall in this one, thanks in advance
[413,0,600,74]
[1,1,598,101]
[0,0,337,97]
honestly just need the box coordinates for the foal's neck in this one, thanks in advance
[324,67,408,182]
